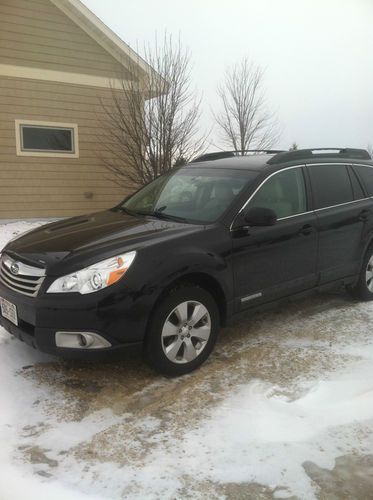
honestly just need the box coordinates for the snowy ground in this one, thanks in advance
[1,220,373,500]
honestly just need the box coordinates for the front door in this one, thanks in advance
[231,166,318,310]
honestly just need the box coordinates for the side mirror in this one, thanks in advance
[244,207,277,227]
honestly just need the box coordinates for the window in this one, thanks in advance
[348,166,365,199]
[248,167,307,219]
[121,167,256,223]
[353,165,373,196]
[15,120,79,158]
[308,165,353,209]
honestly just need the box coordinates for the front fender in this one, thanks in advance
[123,225,233,323]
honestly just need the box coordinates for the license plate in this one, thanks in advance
[0,297,18,326]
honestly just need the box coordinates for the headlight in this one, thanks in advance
[47,251,136,294]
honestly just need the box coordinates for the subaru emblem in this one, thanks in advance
[10,262,19,275]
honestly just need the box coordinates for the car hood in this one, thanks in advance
[3,209,202,275]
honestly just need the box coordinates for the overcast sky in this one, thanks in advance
[83,0,373,151]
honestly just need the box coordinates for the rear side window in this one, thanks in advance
[353,165,373,196]
[308,165,353,209]
[348,166,365,199]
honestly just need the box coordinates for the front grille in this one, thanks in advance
[0,255,45,297]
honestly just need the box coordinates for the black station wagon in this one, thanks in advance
[1,147,373,376]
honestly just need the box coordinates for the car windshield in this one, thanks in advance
[119,167,257,223]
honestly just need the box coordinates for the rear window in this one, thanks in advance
[308,164,353,209]
[353,165,373,196]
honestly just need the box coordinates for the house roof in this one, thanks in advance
[50,0,156,80]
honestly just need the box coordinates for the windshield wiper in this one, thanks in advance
[118,205,187,222]
[117,206,138,216]
[118,206,153,218]
[151,210,187,222]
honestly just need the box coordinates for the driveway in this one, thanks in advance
[1,221,373,499]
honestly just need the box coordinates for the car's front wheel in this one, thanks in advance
[144,286,219,376]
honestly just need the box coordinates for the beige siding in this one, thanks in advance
[0,0,132,79]
[0,76,132,219]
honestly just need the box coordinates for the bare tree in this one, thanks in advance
[367,144,373,158]
[289,142,299,151]
[101,35,206,187]
[214,58,281,152]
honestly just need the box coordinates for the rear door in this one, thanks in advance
[307,163,371,283]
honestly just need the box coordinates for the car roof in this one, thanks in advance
[188,148,373,172]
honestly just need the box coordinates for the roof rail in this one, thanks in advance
[267,148,371,165]
[191,149,286,163]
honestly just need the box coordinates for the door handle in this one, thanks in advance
[358,209,371,222]
[298,224,314,236]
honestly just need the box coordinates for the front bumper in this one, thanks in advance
[0,315,142,360]
[0,280,147,360]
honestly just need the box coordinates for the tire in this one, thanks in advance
[348,244,373,301]
[144,285,220,376]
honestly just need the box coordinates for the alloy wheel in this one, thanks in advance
[161,300,211,364]
[366,255,373,292]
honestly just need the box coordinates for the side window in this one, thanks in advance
[308,165,353,209]
[348,166,365,199]
[249,168,307,219]
[353,165,373,196]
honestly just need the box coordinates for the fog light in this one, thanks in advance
[55,332,111,349]
[78,333,93,347]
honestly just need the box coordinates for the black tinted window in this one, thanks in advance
[353,166,373,196]
[21,125,74,152]
[348,166,365,199]
[308,165,353,209]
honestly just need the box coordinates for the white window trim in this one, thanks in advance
[15,120,79,158]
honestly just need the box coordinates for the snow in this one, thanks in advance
[0,308,104,500]
[1,219,373,499]
[176,353,373,498]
